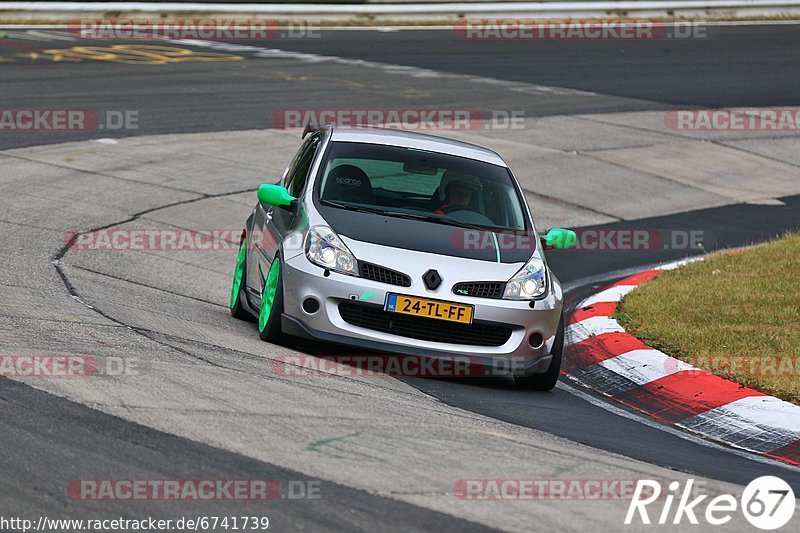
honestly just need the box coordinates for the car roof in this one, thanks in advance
[327,126,507,167]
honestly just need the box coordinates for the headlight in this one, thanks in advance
[503,257,547,300]
[305,226,358,276]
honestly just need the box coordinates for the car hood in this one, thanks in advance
[319,205,535,263]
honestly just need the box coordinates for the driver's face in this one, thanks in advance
[449,185,472,207]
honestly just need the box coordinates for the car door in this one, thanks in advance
[247,134,321,298]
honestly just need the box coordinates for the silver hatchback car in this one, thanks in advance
[230,125,576,389]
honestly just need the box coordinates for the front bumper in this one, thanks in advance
[281,253,563,376]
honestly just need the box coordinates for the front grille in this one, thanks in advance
[453,282,505,299]
[359,261,411,287]
[338,302,512,347]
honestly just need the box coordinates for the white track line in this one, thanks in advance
[1,30,55,41]
[166,37,596,97]
[26,29,75,41]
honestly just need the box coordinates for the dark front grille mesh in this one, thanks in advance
[338,303,512,347]
[453,282,505,299]
[359,262,412,287]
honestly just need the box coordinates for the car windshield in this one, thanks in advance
[316,141,528,231]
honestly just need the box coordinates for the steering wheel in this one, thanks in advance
[440,205,478,214]
[441,206,495,226]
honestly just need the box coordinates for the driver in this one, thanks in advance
[433,176,482,215]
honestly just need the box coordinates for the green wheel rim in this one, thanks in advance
[230,238,247,309]
[258,259,281,333]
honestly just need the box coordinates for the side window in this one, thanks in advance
[284,136,320,198]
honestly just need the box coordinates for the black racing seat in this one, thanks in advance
[324,164,374,204]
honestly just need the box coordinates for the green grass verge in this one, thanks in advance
[615,232,800,404]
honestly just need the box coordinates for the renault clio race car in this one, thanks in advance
[229,126,576,390]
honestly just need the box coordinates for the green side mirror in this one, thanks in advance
[543,228,577,250]
[257,184,296,208]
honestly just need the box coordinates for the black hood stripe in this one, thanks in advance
[320,207,534,263]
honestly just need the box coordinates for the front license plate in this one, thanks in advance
[386,294,474,324]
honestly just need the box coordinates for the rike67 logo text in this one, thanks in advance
[626,477,795,530]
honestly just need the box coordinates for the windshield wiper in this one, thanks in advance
[321,200,387,215]
[322,200,500,232]
[378,211,493,232]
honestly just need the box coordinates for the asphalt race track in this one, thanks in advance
[1,24,800,531]
[3,24,800,150]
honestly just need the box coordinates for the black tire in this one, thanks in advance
[231,293,253,321]
[514,314,564,391]
[230,238,255,322]
[257,256,296,347]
